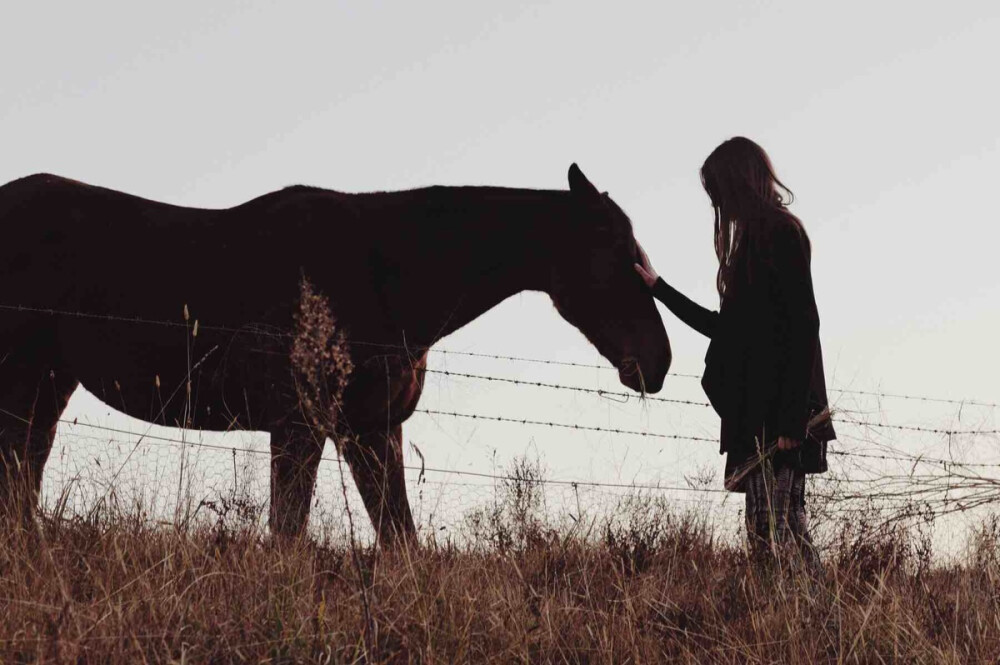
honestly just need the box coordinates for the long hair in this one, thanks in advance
[700,137,805,299]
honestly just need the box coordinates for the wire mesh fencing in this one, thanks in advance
[4,300,995,554]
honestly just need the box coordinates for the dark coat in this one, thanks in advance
[651,213,835,490]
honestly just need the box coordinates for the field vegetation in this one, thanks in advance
[2,467,1000,664]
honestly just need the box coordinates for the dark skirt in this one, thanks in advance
[723,414,832,493]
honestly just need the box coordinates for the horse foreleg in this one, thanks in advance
[343,425,416,547]
[0,359,77,526]
[269,427,324,538]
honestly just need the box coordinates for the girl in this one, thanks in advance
[634,137,835,564]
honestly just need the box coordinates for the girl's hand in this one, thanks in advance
[633,241,659,289]
[777,436,801,451]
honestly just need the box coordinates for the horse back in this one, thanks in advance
[0,173,377,339]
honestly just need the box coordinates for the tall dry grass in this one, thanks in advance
[2,474,1000,663]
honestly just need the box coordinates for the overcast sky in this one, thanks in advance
[3,1,998,533]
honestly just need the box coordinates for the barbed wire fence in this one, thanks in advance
[6,301,998,550]
[42,362,1000,552]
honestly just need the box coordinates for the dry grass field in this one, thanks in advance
[3,471,1000,664]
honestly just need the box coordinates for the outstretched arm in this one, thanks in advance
[650,278,719,338]
[634,242,719,338]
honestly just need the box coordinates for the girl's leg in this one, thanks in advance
[789,471,822,571]
[744,464,777,560]
[745,462,819,568]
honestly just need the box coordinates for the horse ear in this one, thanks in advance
[568,163,600,199]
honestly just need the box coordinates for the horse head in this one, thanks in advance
[546,164,671,394]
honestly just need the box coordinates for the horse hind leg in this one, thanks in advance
[269,425,325,538]
[0,346,78,526]
[342,425,416,547]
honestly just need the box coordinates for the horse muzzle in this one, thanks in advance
[617,356,665,394]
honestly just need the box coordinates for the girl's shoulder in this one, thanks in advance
[755,209,810,256]
[757,207,804,235]
[744,210,811,284]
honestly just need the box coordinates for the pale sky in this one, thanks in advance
[3,1,999,540]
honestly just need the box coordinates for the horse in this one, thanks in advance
[0,164,671,544]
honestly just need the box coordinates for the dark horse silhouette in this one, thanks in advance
[0,164,670,543]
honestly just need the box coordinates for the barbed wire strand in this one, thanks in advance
[418,369,1000,435]
[414,408,719,441]
[2,301,997,409]
[419,368,712,407]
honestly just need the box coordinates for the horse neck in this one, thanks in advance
[356,187,571,349]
